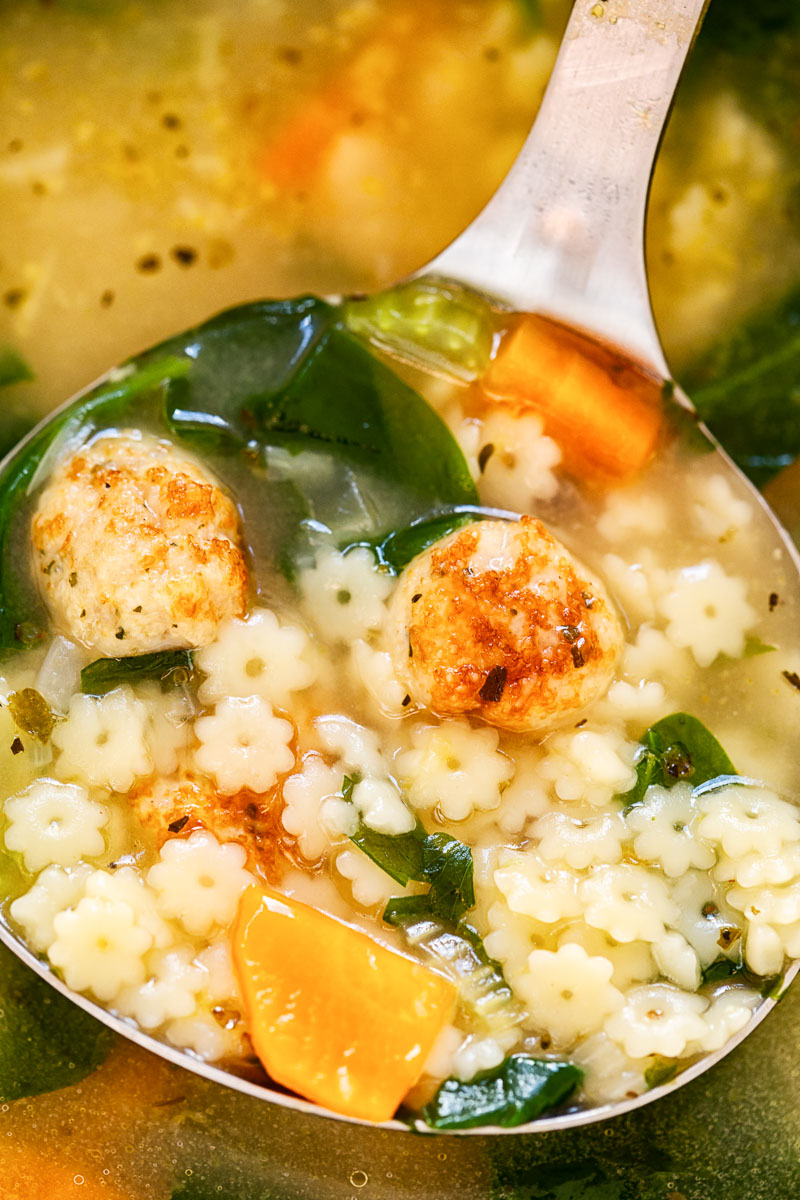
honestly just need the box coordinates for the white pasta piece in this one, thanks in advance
[713,844,800,889]
[557,924,656,992]
[600,679,668,724]
[53,686,152,792]
[49,896,153,1002]
[194,696,294,794]
[494,851,582,925]
[194,937,242,1006]
[579,864,679,944]
[494,748,550,834]
[572,1032,648,1103]
[350,639,409,718]
[397,719,513,821]
[84,866,173,949]
[538,728,637,810]
[534,810,625,871]
[4,779,108,872]
[515,944,624,1047]
[696,988,759,1053]
[597,493,668,542]
[605,983,708,1059]
[743,922,784,977]
[422,1023,465,1080]
[483,900,550,982]
[196,607,316,709]
[626,783,715,878]
[335,848,399,908]
[281,755,344,861]
[166,1009,246,1062]
[452,1034,507,1082]
[315,714,386,778]
[777,921,800,958]
[659,561,756,667]
[727,878,800,928]
[299,546,394,643]
[9,863,92,952]
[670,870,743,969]
[652,931,701,991]
[696,785,800,860]
[476,409,561,509]
[147,831,254,937]
[139,684,195,778]
[350,776,415,835]
[622,625,693,685]
[116,946,204,1030]
[691,473,753,542]
[601,552,668,625]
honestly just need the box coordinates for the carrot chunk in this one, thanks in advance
[483,313,664,483]
[233,884,457,1123]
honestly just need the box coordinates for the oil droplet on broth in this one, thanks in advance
[349,1168,369,1187]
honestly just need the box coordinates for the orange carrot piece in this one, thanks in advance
[483,313,664,483]
[233,884,457,1123]
[260,86,350,192]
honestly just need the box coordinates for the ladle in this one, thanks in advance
[0,0,798,1135]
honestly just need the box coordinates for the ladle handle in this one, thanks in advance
[421,0,709,377]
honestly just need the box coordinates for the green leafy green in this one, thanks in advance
[422,1054,582,1130]
[0,941,115,1102]
[80,650,196,695]
[0,346,34,389]
[361,509,478,574]
[622,713,736,808]
[343,279,496,382]
[420,832,475,922]
[0,355,190,651]
[644,1057,679,1091]
[701,956,744,986]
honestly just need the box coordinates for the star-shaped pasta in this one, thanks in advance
[697,988,759,1053]
[196,607,316,708]
[534,810,625,871]
[659,560,756,667]
[515,943,624,1047]
[116,946,204,1030]
[579,864,679,944]
[696,785,800,860]
[397,719,513,821]
[84,865,173,948]
[494,851,582,925]
[194,696,294,794]
[281,755,344,861]
[605,983,708,1059]
[53,686,152,793]
[626,783,715,878]
[652,930,701,991]
[147,830,254,937]
[538,728,637,810]
[9,863,92,952]
[4,779,108,872]
[476,409,562,510]
[299,547,394,643]
[49,895,153,1002]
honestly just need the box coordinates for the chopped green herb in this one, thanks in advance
[622,712,736,808]
[644,1057,679,1090]
[422,1054,582,1130]
[0,345,34,389]
[80,650,196,695]
[7,688,55,742]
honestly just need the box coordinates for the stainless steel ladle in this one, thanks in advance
[1,0,798,1134]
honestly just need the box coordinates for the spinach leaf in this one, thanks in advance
[422,1054,582,1130]
[644,1057,679,1090]
[80,649,196,695]
[421,833,475,923]
[682,283,800,487]
[0,941,115,1101]
[350,821,427,888]
[358,509,479,574]
[0,355,190,651]
[621,712,736,808]
[0,346,33,389]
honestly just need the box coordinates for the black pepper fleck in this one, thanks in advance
[574,718,587,728]
[277,46,303,65]
[401,694,411,707]
[115,628,126,640]
[69,571,78,587]
[136,253,162,274]
[161,112,182,130]
[100,290,115,308]
[4,288,26,309]
[478,443,495,473]
[782,669,800,691]
[7,138,23,152]
[168,815,190,834]
[411,593,422,604]
[769,592,779,611]
[10,736,23,756]
[170,245,197,268]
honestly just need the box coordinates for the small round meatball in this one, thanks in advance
[31,431,248,655]
[386,517,623,733]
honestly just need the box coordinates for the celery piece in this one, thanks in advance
[343,279,496,382]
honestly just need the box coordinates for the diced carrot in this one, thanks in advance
[233,884,457,1123]
[482,313,664,483]
[260,86,351,192]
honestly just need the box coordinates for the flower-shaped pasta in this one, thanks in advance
[572,1032,648,1104]
[534,810,625,871]
[4,779,108,872]
[579,864,678,944]
[350,639,408,718]
[605,983,708,1059]
[538,728,636,810]
[626,783,715,878]
[557,923,656,992]
[84,866,173,948]
[397,719,513,821]
[9,863,91,952]
[139,684,194,778]
[195,937,241,1006]
[147,831,254,936]
[691,472,753,543]
[493,749,550,835]
[670,870,743,969]
[196,607,316,708]
[652,930,701,991]
[697,988,759,1053]
[483,900,550,982]
[53,687,152,792]
[601,679,668,723]
[778,920,800,958]
[494,852,582,925]
[476,409,561,510]
[659,560,756,667]
[601,551,667,624]
[597,492,668,542]
[49,896,153,1002]
[452,1034,509,1082]
[281,755,344,860]
[622,625,692,686]
[515,944,624,1047]
[696,785,800,860]
[117,946,204,1029]
[743,922,784,977]
[350,776,415,835]
[713,845,800,889]
[335,848,400,908]
[299,547,394,643]
[166,1008,246,1062]
[194,696,294,794]
[315,714,386,778]
[727,878,800,928]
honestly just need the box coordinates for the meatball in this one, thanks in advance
[31,431,248,655]
[386,517,623,733]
